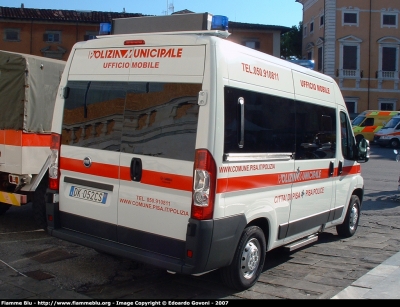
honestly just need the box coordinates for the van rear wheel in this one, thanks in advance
[336,195,360,238]
[220,226,266,290]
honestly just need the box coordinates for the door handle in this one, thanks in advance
[338,160,343,175]
[329,161,334,177]
[130,158,142,182]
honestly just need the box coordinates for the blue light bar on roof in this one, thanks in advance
[99,23,111,35]
[211,15,229,31]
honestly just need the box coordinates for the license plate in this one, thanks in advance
[69,186,108,204]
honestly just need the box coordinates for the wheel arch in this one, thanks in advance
[247,217,270,251]
[353,187,364,207]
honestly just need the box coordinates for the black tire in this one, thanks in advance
[336,195,360,238]
[32,176,48,230]
[390,138,400,149]
[220,226,266,291]
[0,203,11,215]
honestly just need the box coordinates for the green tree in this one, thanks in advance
[281,21,303,60]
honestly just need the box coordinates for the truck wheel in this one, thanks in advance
[32,177,48,230]
[336,195,360,238]
[390,139,400,148]
[0,203,11,215]
[220,226,266,290]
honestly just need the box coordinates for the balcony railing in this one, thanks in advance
[342,69,357,77]
[337,69,360,78]
[377,70,399,80]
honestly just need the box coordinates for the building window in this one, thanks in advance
[338,36,362,80]
[377,37,400,80]
[382,47,397,72]
[4,28,20,41]
[310,21,314,34]
[43,31,61,43]
[343,46,357,70]
[382,13,397,28]
[303,25,307,37]
[320,15,324,27]
[317,47,323,72]
[243,40,260,50]
[379,100,395,111]
[344,97,358,120]
[343,11,359,26]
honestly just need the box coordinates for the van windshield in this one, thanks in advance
[352,116,366,126]
[382,117,400,129]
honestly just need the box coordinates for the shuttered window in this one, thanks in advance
[382,47,396,72]
[343,46,357,70]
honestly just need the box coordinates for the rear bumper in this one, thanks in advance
[0,190,27,206]
[46,199,246,275]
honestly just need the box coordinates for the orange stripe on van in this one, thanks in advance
[119,167,192,191]
[142,170,192,191]
[340,164,361,176]
[60,157,361,193]
[216,165,360,193]
[361,126,379,133]
[60,157,119,178]
[0,130,51,147]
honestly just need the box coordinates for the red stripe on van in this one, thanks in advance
[60,157,119,178]
[0,130,51,146]
[142,170,192,191]
[119,167,192,191]
[216,165,361,193]
[340,164,361,176]
[361,126,378,133]
[60,157,361,193]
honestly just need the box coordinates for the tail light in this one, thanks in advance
[191,149,217,220]
[48,133,61,190]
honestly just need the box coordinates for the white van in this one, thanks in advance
[374,115,400,148]
[45,23,369,290]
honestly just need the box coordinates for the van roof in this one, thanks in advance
[359,110,400,116]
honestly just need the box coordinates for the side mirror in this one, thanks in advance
[356,137,369,162]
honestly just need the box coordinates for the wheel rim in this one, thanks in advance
[241,238,260,280]
[349,203,359,232]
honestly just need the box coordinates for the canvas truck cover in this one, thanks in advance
[0,50,65,132]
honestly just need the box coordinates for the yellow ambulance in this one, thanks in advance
[352,110,400,142]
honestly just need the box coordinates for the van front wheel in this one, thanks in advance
[336,195,360,238]
[390,138,400,148]
[220,226,266,291]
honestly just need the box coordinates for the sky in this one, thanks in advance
[1,0,303,28]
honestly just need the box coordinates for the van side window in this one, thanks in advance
[224,87,295,154]
[62,81,201,161]
[362,118,374,127]
[223,86,336,160]
[295,101,336,160]
[340,111,355,159]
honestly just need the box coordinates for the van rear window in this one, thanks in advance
[62,81,201,161]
